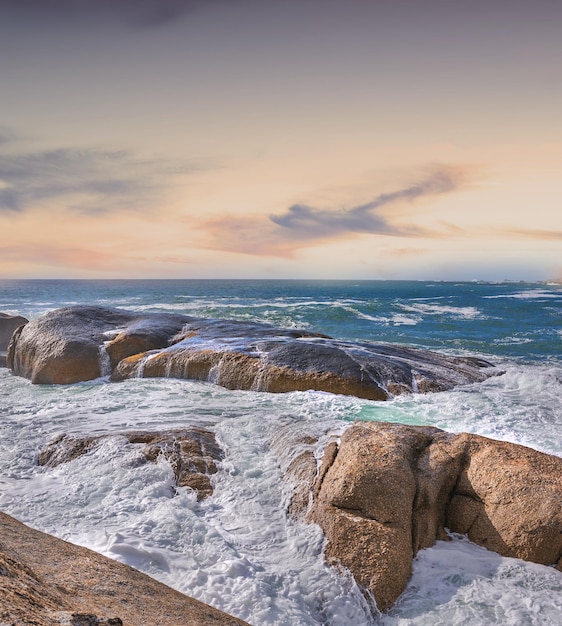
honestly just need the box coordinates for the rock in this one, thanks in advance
[0,312,28,366]
[292,421,562,611]
[8,305,496,398]
[0,511,250,626]
[38,428,223,500]
[269,419,331,518]
[7,306,189,384]
[448,434,562,565]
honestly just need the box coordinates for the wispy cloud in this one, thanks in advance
[0,146,195,215]
[507,228,562,240]
[271,166,464,238]
[0,243,119,270]
[1,0,229,28]
[196,165,470,257]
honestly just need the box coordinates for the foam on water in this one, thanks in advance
[397,303,483,319]
[352,361,562,456]
[1,363,562,624]
[382,534,562,625]
[484,288,562,300]
[1,280,561,624]
[0,376,374,625]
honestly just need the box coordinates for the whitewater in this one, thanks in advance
[0,279,561,625]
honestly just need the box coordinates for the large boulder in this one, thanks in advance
[8,305,495,398]
[38,427,224,500]
[290,422,562,611]
[7,306,189,384]
[0,511,250,626]
[0,311,28,367]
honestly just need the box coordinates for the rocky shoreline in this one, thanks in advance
[2,307,561,621]
[0,511,250,626]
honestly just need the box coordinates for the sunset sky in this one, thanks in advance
[1,0,561,280]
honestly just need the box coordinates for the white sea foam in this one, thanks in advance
[98,343,112,378]
[484,289,562,300]
[397,303,483,319]
[1,353,561,624]
[133,299,366,312]
[381,535,562,625]
[342,306,420,326]
[493,336,534,345]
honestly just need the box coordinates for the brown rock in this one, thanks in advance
[38,428,223,500]
[298,422,562,611]
[448,434,562,565]
[0,511,250,626]
[9,305,496,397]
[7,306,189,384]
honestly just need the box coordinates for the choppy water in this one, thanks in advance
[1,280,561,625]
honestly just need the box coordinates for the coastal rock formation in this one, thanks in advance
[38,428,223,500]
[288,421,562,611]
[0,311,28,367]
[0,511,250,626]
[8,305,495,398]
[7,306,189,384]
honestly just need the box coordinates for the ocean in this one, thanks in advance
[0,279,561,625]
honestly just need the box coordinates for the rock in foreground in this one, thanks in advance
[0,511,250,626]
[289,421,562,611]
[8,305,495,399]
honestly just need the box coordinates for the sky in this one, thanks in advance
[0,0,561,280]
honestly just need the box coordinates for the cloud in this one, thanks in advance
[197,214,300,258]
[270,165,465,239]
[0,243,120,270]
[0,146,193,215]
[1,0,230,28]
[0,127,17,145]
[507,228,562,240]
[196,165,471,257]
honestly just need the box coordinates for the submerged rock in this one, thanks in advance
[38,428,223,500]
[286,421,562,611]
[0,511,250,626]
[8,305,496,398]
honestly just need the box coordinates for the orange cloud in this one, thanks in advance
[0,244,120,270]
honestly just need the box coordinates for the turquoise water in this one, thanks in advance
[0,280,561,625]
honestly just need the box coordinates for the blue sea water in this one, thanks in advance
[0,280,561,625]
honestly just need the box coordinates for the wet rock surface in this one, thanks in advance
[38,428,223,500]
[286,421,562,611]
[8,305,496,398]
[0,311,28,367]
[0,511,250,626]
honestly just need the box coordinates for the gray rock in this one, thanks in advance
[8,305,496,398]
[0,312,28,364]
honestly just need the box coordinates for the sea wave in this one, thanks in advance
[397,303,484,319]
[484,289,562,300]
